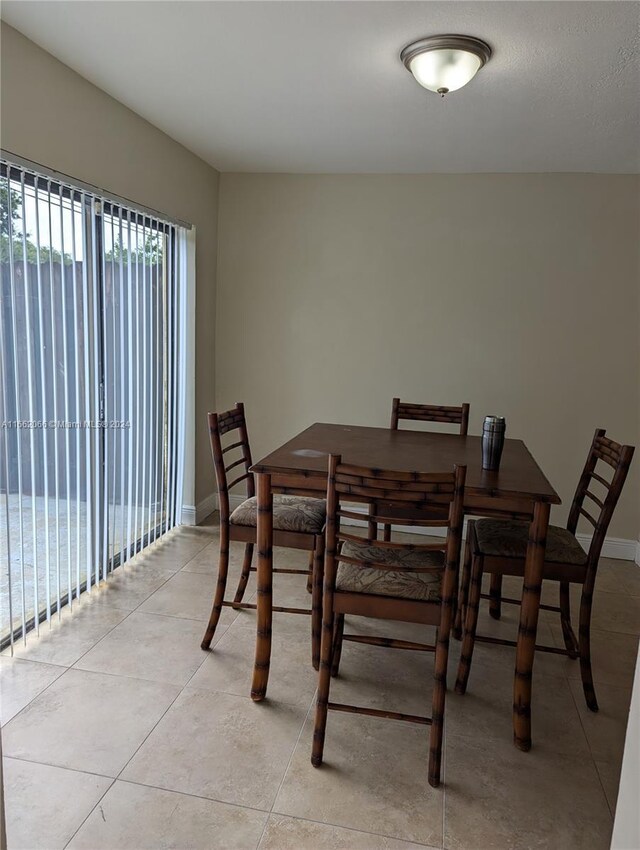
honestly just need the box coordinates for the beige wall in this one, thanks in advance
[217,173,640,540]
[0,22,219,504]
[2,23,638,537]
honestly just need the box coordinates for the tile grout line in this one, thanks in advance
[66,771,446,850]
[1,608,140,731]
[268,687,443,849]
[13,525,631,848]
[15,760,278,837]
[175,621,234,691]
[3,526,209,667]
[0,658,67,727]
[183,678,315,710]
[104,542,230,789]
[9,749,437,850]
[59,527,216,671]
[59,678,195,847]
[4,525,294,844]
[102,776,273,817]
[109,681,188,785]
[65,608,138,669]
[68,660,214,689]
[263,811,441,849]
[125,609,228,624]
[61,773,275,850]
[257,695,316,849]
[1,602,134,660]
[565,674,617,821]
[3,528,227,703]
[64,779,116,850]
[177,545,325,850]
[3,752,116,781]
[62,777,117,849]
[2,530,216,743]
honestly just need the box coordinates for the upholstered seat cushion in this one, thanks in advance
[474,519,588,565]
[336,540,444,601]
[229,495,326,534]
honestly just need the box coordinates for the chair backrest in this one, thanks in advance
[566,429,635,574]
[207,403,255,523]
[324,455,466,615]
[390,398,470,436]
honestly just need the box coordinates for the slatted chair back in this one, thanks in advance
[325,457,467,618]
[566,428,634,579]
[316,457,467,786]
[390,398,470,435]
[454,428,634,715]
[207,403,255,525]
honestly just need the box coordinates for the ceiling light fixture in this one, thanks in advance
[400,34,492,97]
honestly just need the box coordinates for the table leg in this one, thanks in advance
[513,499,550,751]
[251,472,273,702]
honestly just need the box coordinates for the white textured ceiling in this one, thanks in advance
[2,1,639,173]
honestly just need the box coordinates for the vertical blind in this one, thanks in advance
[0,157,188,650]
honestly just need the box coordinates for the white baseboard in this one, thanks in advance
[183,492,640,564]
[196,492,218,524]
[181,492,218,526]
[574,533,638,563]
[181,505,197,526]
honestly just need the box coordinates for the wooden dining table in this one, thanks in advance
[249,422,561,752]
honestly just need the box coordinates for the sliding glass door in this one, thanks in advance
[0,158,186,649]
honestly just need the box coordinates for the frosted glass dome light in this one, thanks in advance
[401,35,492,97]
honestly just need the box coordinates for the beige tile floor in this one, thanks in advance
[1,516,638,850]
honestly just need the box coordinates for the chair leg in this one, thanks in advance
[453,535,472,640]
[330,614,345,677]
[367,519,378,541]
[201,528,230,650]
[489,573,502,620]
[232,543,254,607]
[455,553,483,695]
[311,596,336,767]
[383,523,391,542]
[559,581,579,659]
[428,625,449,788]
[451,589,458,646]
[578,587,599,712]
[306,551,314,593]
[311,535,325,671]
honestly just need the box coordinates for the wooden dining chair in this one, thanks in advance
[375,399,470,542]
[390,398,470,434]
[200,403,326,668]
[454,428,634,711]
[312,455,466,787]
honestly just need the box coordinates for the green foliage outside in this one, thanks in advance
[0,178,73,264]
[104,231,163,265]
[1,178,162,266]
[0,234,73,264]
[0,181,20,238]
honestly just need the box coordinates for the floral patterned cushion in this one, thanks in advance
[229,495,326,534]
[336,540,444,601]
[474,520,588,565]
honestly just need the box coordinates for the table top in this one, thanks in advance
[252,422,561,504]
